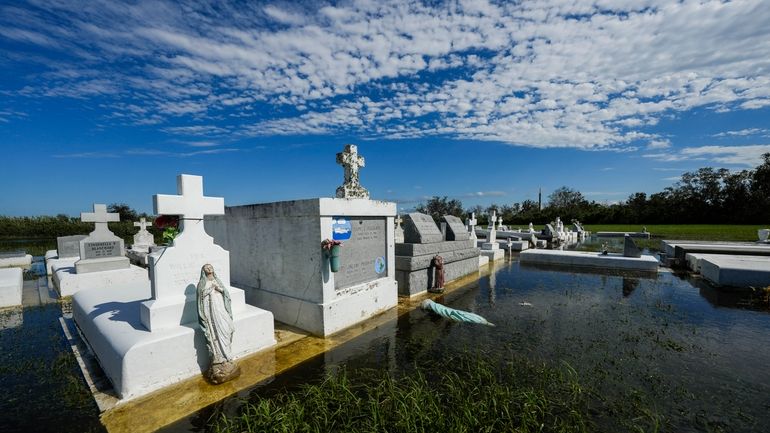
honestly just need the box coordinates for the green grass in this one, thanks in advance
[208,351,661,433]
[583,224,764,242]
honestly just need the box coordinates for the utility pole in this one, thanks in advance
[538,187,542,211]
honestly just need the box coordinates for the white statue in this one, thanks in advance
[197,264,240,384]
[528,222,534,233]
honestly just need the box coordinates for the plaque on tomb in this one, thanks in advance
[335,217,388,290]
[57,235,87,258]
[83,240,122,259]
[402,213,443,244]
[443,215,470,241]
[623,236,642,258]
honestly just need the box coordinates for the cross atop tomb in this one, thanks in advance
[82,204,120,235]
[335,144,370,199]
[488,211,497,230]
[395,214,403,229]
[497,216,503,229]
[154,174,224,243]
[134,217,152,231]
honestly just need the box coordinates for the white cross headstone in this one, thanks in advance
[468,212,478,241]
[394,213,405,243]
[497,216,503,230]
[82,204,120,236]
[488,211,497,243]
[154,174,224,246]
[132,217,155,251]
[134,217,151,231]
[335,144,369,199]
[141,174,228,330]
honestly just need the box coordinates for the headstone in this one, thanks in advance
[132,217,156,252]
[488,210,497,230]
[0,250,25,259]
[544,224,556,237]
[335,144,369,199]
[394,214,405,243]
[467,213,478,241]
[759,229,769,242]
[528,222,534,233]
[443,215,471,241]
[75,204,130,273]
[487,211,498,243]
[623,235,642,258]
[57,235,87,258]
[141,174,227,331]
[497,216,503,230]
[402,213,443,244]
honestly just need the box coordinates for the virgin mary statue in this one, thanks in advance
[197,264,240,383]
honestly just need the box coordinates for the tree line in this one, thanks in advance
[416,153,770,226]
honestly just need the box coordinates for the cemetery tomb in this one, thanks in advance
[395,213,481,296]
[45,234,87,275]
[520,249,659,272]
[0,249,32,268]
[699,255,770,288]
[72,174,275,400]
[52,204,147,297]
[206,197,398,336]
[0,267,23,308]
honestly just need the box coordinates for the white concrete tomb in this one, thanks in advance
[72,174,275,400]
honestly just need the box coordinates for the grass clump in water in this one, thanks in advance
[211,352,593,433]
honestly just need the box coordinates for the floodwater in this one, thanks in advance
[1,244,769,432]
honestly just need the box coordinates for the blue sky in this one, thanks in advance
[2,0,770,217]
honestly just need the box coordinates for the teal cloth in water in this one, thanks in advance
[420,299,495,326]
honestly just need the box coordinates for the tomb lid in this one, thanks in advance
[402,212,443,244]
[442,215,470,241]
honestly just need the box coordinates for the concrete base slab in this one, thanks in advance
[478,255,490,267]
[699,255,770,288]
[662,240,770,260]
[53,264,149,297]
[250,277,397,337]
[480,249,505,262]
[72,283,276,401]
[0,254,32,269]
[396,256,479,297]
[520,249,659,272]
[46,256,78,276]
[508,240,528,251]
[481,242,500,250]
[0,268,23,308]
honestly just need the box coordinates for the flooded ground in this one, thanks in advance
[1,246,769,432]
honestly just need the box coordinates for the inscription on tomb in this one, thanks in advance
[83,241,121,259]
[403,212,443,243]
[335,217,387,291]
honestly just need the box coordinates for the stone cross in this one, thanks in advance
[395,214,403,229]
[488,210,497,230]
[134,217,152,231]
[335,144,370,199]
[497,216,503,230]
[488,211,497,243]
[468,212,477,240]
[81,204,120,236]
[154,174,224,244]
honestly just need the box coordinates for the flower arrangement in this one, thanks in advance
[154,215,179,245]
[321,239,342,251]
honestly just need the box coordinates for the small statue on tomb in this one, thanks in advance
[429,255,445,293]
[601,242,609,256]
[197,264,241,384]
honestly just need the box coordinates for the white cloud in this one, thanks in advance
[712,128,770,138]
[3,0,770,150]
[645,144,770,166]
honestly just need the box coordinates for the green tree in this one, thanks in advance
[415,196,464,223]
[108,203,138,222]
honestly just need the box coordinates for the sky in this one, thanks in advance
[2,0,770,217]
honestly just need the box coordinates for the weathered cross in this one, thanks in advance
[497,216,503,229]
[134,217,152,231]
[395,214,403,229]
[488,211,497,230]
[467,212,478,239]
[154,174,224,244]
[81,204,120,235]
[336,144,365,186]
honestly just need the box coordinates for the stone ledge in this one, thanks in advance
[395,247,480,271]
[396,256,479,297]
[395,239,476,256]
